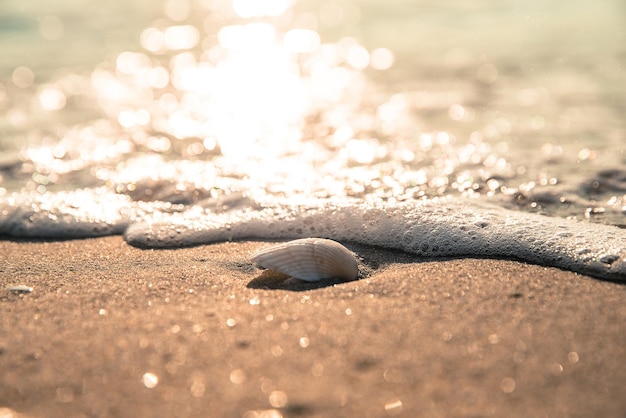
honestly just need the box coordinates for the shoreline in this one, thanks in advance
[1,236,625,417]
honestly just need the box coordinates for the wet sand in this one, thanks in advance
[1,236,625,417]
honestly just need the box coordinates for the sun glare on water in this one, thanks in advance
[70,0,410,203]
[2,0,626,234]
[13,0,619,223]
[92,0,379,161]
[7,0,504,210]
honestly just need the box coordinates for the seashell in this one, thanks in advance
[251,238,359,282]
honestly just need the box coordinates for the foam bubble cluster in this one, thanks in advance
[0,188,129,238]
[123,198,626,282]
[2,189,624,281]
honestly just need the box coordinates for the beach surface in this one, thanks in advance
[1,237,625,417]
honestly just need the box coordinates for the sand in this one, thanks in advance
[1,236,625,417]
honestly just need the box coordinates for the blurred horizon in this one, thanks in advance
[1,0,625,81]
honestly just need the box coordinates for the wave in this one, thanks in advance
[2,189,624,281]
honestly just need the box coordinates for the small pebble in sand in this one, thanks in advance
[142,372,159,389]
[6,285,33,294]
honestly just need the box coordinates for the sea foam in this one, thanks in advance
[1,190,625,281]
[124,198,626,282]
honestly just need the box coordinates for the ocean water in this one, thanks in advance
[1,0,625,279]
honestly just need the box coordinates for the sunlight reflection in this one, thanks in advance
[3,0,625,229]
[7,1,518,207]
[345,43,369,70]
[218,23,276,50]
[164,0,191,21]
[164,25,200,50]
[232,0,292,18]
[124,22,358,161]
[12,66,34,88]
[141,27,166,53]
[81,0,384,190]
[369,48,394,70]
[284,29,320,53]
[39,87,67,111]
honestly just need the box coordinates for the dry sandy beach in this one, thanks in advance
[1,237,625,417]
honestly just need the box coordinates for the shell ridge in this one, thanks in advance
[250,238,359,282]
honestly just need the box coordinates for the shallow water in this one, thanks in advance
[1,0,625,278]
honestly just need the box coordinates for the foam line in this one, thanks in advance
[124,199,626,282]
[0,190,129,238]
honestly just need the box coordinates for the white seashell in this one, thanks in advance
[251,238,359,282]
